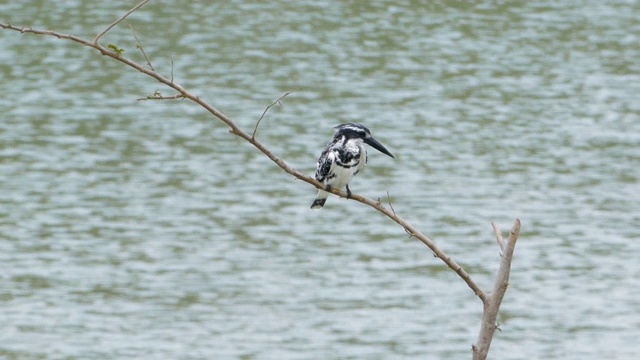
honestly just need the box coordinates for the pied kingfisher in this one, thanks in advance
[311,123,395,209]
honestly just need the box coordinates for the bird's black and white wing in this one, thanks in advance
[315,149,336,184]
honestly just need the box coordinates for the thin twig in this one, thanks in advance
[137,93,184,101]
[491,222,506,252]
[93,0,151,44]
[386,191,411,237]
[386,191,396,217]
[252,92,292,140]
[130,24,154,71]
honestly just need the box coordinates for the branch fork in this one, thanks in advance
[473,219,521,360]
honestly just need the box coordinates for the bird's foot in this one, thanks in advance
[346,185,352,199]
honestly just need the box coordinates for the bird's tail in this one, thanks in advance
[310,190,329,209]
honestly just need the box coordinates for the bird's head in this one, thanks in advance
[334,123,395,158]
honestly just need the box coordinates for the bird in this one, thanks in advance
[311,123,394,209]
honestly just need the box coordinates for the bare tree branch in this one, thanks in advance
[93,0,151,44]
[386,191,413,238]
[137,95,185,101]
[492,222,506,252]
[130,24,154,71]
[473,218,521,360]
[253,92,292,140]
[170,60,174,84]
[385,191,398,220]
[137,91,184,101]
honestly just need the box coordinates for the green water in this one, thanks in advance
[1,1,639,359]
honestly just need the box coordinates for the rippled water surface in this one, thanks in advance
[1,1,639,359]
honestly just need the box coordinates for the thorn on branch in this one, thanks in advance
[252,92,292,141]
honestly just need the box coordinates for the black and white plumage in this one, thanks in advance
[311,123,395,209]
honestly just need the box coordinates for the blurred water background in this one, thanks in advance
[1,1,639,359]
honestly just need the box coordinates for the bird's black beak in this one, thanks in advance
[364,137,395,158]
